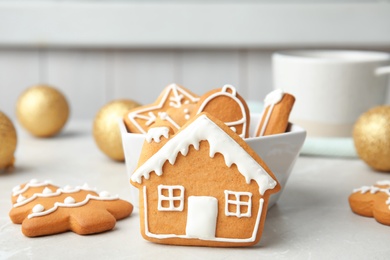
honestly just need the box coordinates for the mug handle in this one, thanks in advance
[375,66,390,76]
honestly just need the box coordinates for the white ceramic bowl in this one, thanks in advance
[119,113,306,208]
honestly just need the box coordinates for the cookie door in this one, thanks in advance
[185,196,218,239]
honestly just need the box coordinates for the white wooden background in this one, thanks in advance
[0,2,390,120]
[0,49,276,119]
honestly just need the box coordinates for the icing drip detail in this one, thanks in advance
[146,127,170,143]
[132,114,277,195]
[377,180,390,186]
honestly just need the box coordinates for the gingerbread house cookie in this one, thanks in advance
[130,113,280,247]
[255,89,295,136]
[124,83,199,134]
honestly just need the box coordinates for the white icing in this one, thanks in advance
[169,86,184,108]
[27,194,119,219]
[132,114,277,196]
[145,112,157,126]
[142,186,265,243]
[63,185,73,191]
[230,126,236,133]
[17,195,26,203]
[255,89,285,137]
[12,180,52,196]
[12,185,21,193]
[30,179,39,184]
[127,84,199,134]
[145,127,170,143]
[376,180,390,186]
[82,183,90,189]
[42,187,53,194]
[99,191,111,198]
[196,85,247,138]
[64,196,76,204]
[157,185,184,211]
[32,204,44,213]
[353,186,389,194]
[224,190,252,218]
[158,112,181,130]
[13,185,97,208]
[184,114,190,120]
[185,196,218,239]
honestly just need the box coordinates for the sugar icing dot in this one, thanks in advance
[17,194,26,203]
[63,185,73,191]
[12,185,21,193]
[32,204,44,213]
[42,187,53,194]
[99,191,111,198]
[159,112,168,120]
[184,114,190,120]
[64,196,76,204]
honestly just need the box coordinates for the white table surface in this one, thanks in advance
[1,120,389,259]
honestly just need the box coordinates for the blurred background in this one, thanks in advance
[0,0,389,120]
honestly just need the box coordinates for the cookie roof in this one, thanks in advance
[131,114,277,195]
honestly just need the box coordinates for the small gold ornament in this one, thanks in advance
[353,106,390,172]
[16,84,70,137]
[93,99,140,161]
[0,111,17,170]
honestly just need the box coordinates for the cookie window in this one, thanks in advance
[157,185,185,211]
[224,190,252,218]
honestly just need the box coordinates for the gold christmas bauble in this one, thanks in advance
[16,84,69,137]
[0,111,17,170]
[93,99,140,161]
[353,106,390,172]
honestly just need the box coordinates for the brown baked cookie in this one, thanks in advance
[10,181,133,237]
[131,112,280,247]
[255,89,295,136]
[349,181,390,225]
[195,85,250,138]
[124,83,199,134]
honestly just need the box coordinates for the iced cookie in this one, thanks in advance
[10,181,133,237]
[349,181,390,225]
[195,85,250,138]
[11,179,59,205]
[255,89,295,136]
[124,83,199,134]
[130,112,280,247]
[151,103,197,133]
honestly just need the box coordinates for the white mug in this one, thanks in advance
[273,50,390,137]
